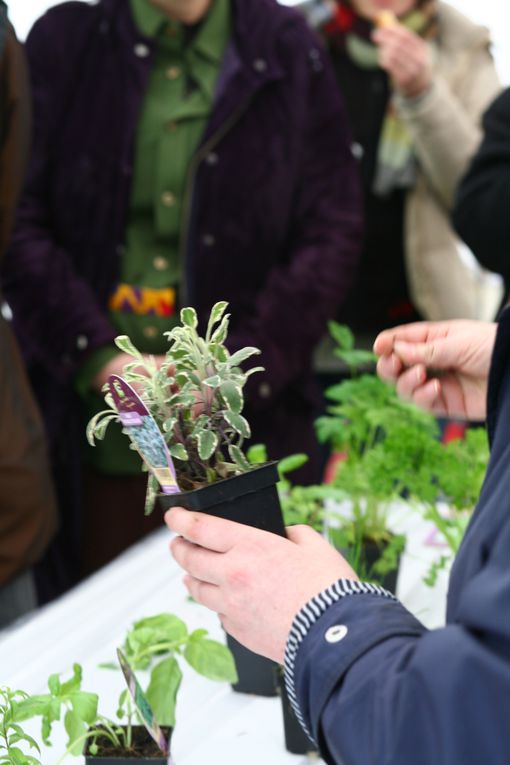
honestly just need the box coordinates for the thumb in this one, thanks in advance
[286,524,324,546]
[393,338,456,371]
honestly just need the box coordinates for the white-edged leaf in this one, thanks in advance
[211,314,230,345]
[197,430,218,461]
[86,410,117,446]
[220,381,243,414]
[224,411,250,439]
[206,301,229,341]
[163,417,177,433]
[228,347,261,367]
[180,307,198,329]
[169,444,188,461]
[228,444,251,472]
[202,375,221,388]
[114,335,142,358]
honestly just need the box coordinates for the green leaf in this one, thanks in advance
[86,410,117,446]
[246,443,268,465]
[48,675,60,697]
[8,732,40,753]
[184,639,238,683]
[228,347,261,367]
[189,629,209,641]
[181,307,198,329]
[146,657,182,728]
[169,444,188,461]
[13,696,50,722]
[206,301,229,341]
[328,321,354,351]
[202,375,222,388]
[197,430,218,461]
[130,614,188,654]
[69,692,98,725]
[64,709,87,756]
[220,381,243,414]
[211,315,230,345]
[163,417,177,434]
[8,746,36,765]
[114,335,142,358]
[228,444,251,472]
[60,664,82,696]
[223,411,250,439]
[278,453,308,477]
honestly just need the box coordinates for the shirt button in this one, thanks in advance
[134,43,150,58]
[325,625,348,644]
[153,256,169,271]
[161,191,176,207]
[258,382,271,399]
[76,335,89,351]
[166,66,181,81]
[143,326,158,340]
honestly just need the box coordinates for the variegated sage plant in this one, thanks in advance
[87,302,264,512]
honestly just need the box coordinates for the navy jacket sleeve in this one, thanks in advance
[453,87,510,284]
[286,310,510,765]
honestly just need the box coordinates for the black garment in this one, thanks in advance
[453,88,510,298]
[332,53,421,334]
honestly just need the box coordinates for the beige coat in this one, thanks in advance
[397,2,501,320]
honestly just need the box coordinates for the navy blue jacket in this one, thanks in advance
[285,309,510,765]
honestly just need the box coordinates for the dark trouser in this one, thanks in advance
[0,569,37,630]
[80,467,164,578]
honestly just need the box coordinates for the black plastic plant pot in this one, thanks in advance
[277,673,317,756]
[84,727,173,764]
[158,462,286,537]
[226,632,279,697]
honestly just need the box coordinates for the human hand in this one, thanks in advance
[372,24,432,98]
[166,509,358,664]
[92,353,168,392]
[374,320,497,420]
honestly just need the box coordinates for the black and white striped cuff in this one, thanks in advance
[283,578,397,741]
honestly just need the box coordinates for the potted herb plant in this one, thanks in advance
[14,613,236,764]
[87,301,285,535]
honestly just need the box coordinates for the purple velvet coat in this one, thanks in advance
[3,0,361,490]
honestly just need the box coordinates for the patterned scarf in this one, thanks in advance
[324,1,439,196]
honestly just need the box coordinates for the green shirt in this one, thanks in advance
[77,0,231,474]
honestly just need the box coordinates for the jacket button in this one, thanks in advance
[253,58,267,73]
[325,625,348,644]
[202,234,215,247]
[351,142,364,160]
[76,335,89,351]
[134,43,150,58]
[206,152,219,166]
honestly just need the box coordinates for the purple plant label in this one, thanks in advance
[117,649,169,756]
[108,375,180,495]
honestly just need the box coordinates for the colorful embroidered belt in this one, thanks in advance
[109,284,176,317]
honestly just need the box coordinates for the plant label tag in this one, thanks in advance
[108,375,180,495]
[117,649,171,757]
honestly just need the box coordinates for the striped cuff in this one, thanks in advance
[283,578,397,741]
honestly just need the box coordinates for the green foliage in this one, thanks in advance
[14,613,237,761]
[87,302,264,512]
[115,613,237,729]
[316,324,490,586]
[0,687,41,765]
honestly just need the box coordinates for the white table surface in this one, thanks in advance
[0,505,450,765]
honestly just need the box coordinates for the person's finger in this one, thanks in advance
[165,507,248,552]
[376,353,403,382]
[183,575,224,614]
[374,322,447,357]
[412,378,446,415]
[286,524,324,546]
[395,363,427,400]
[170,536,224,585]
[393,338,457,370]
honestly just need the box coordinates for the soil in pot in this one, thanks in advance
[277,674,317,756]
[84,726,173,764]
[158,462,286,537]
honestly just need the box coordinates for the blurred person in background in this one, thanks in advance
[301,0,500,346]
[453,87,510,303]
[0,1,56,628]
[1,0,362,599]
